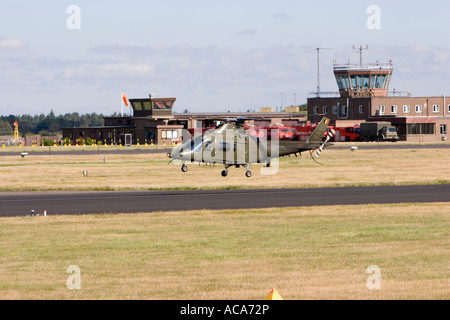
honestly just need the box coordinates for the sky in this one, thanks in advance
[1,0,449,116]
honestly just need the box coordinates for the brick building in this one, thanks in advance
[307,60,449,142]
[62,95,307,145]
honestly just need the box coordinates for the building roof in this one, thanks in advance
[173,112,306,120]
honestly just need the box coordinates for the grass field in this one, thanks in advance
[0,203,448,299]
[0,147,449,191]
[0,146,449,300]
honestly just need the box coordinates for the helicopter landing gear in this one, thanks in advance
[181,164,188,172]
[244,163,252,178]
[221,164,232,177]
[220,164,252,177]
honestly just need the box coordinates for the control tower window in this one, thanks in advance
[362,75,369,88]
[335,75,343,89]
[350,75,357,89]
[371,75,378,88]
[131,101,142,111]
[153,101,173,109]
[142,101,152,110]
[356,75,362,88]
[335,75,349,90]
[370,74,387,89]
[379,75,387,88]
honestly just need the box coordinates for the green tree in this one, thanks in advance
[0,119,13,135]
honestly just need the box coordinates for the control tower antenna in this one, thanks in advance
[353,45,369,67]
[304,47,333,97]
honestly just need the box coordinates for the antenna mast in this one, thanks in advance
[353,45,369,67]
[304,47,332,97]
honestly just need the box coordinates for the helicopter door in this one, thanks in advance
[234,134,248,165]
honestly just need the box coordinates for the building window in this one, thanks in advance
[379,105,385,115]
[322,106,328,114]
[403,105,410,113]
[415,105,422,113]
[342,106,348,115]
[441,124,447,134]
[391,105,398,114]
[407,123,435,135]
[332,106,338,114]
[433,104,440,113]
[359,105,364,114]
[313,106,319,115]
[448,104,450,113]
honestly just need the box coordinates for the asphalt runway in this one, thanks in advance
[0,184,448,217]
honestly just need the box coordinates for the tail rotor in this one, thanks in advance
[310,128,335,164]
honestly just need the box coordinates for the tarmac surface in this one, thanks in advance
[0,184,448,217]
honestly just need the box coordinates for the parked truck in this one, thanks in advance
[360,122,399,142]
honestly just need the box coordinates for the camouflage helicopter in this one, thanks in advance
[168,117,334,177]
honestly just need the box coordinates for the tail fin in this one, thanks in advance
[309,118,335,164]
[307,117,330,143]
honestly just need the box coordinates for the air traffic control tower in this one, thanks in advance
[333,60,393,98]
[307,49,449,142]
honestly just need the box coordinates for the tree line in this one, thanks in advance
[0,111,105,136]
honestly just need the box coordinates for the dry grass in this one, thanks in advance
[0,147,449,191]
[0,203,448,300]
[1,146,448,300]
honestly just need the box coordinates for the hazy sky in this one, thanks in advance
[1,0,449,116]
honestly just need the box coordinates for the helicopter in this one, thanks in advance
[168,117,334,177]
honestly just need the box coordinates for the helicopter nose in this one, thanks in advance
[169,145,185,159]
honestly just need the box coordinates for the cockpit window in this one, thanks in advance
[190,136,204,152]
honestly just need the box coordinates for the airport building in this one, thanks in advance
[62,95,307,146]
[63,51,449,144]
[307,60,449,142]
